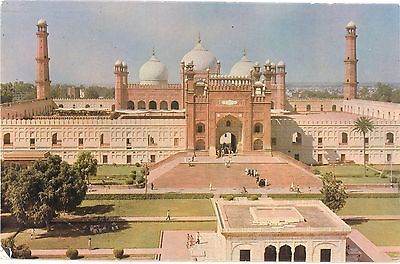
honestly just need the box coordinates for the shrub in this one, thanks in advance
[225,195,234,201]
[135,162,141,167]
[249,194,259,201]
[66,248,79,260]
[85,193,214,200]
[136,175,145,185]
[258,179,265,187]
[380,172,387,178]
[313,168,321,175]
[126,179,134,185]
[390,177,399,183]
[15,244,31,259]
[113,248,124,259]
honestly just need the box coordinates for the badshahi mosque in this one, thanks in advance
[1,20,399,166]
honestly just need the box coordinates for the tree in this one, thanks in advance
[73,151,98,183]
[3,155,87,227]
[1,161,22,212]
[352,116,374,177]
[85,87,99,99]
[320,172,348,212]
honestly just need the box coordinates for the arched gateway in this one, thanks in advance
[216,115,242,153]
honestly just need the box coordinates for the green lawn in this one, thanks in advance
[338,198,400,215]
[16,221,216,249]
[339,177,391,184]
[90,165,144,185]
[75,199,215,217]
[372,164,400,176]
[349,220,400,246]
[315,164,378,177]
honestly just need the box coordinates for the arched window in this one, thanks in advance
[254,123,263,133]
[171,101,179,110]
[332,105,336,111]
[160,101,168,110]
[264,245,277,261]
[149,101,157,110]
[196,123,205,133]
[85,104,90,108]
[292,132,302,144]
[320,104,324,111]
[341,132,348,144]
[271,101,274,109]
[253,139,263,150]
[111,104,115,111]
[306,104,311,111]
[138,101,146,110]
[3,133,11,145]
[279,245,292,262]
[127,101,134,110]
[52,133,58,145]
[226,120,231,127]
[195,139,205,150]
[294,245,306,262]
[59,104,64,108]
[100,133,104,145]
[294,105,297,112]
[386,132,394,144]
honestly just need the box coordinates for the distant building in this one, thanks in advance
[67,87,80,98]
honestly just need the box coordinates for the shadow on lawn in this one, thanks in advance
[344,219,369,225]
[73,204,115,216]
[34,220,130,240]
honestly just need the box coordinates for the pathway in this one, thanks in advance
[31,248,161,256]
[341,215,400,220]
[54,215,216,223]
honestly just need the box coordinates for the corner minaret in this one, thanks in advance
[36,19,51,100]
[114,60,128,110]
[344,21,358,100]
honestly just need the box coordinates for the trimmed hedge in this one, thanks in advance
[113,248,124,259]
[66,248,79,260]
[347,192,400,198]
[85,193,214,200]
[220,194,262,200]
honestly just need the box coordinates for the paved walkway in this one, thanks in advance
[379,246,400,252]
[347,230,392,262]
[32,248,161,256]
[54,215,216,223]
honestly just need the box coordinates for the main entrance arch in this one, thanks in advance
[216,115,242,153]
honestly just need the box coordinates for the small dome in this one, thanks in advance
[229,51,253,76]
[122,61,127,67]
[265,59,271,65]
[139,51,168,85]
[346,21,356,29]
[182,35,217,71]
[114,60,122,66]
[270,62,276,68]
[37,19,47,26]
[277,61,285,67]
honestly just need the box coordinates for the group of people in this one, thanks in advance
[186,232,201,248]
[86,222,119,234]
[187,152,197,167]
[216,144,235,158]
[290,183,301,193]
[244,168,269,187]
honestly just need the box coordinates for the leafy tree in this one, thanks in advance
[357,86,370,100]
[3,155,87,228]
[85,87,99,99]
[73,151,98,183]
[1,162,22,212]
[352,116,374,177]
[320,172,348,212]
[371,83,392,102]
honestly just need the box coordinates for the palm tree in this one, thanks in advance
[352,116,374,177]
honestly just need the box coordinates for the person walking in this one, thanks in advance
[88,237,92,250]
[196,232,200,244]
[166,209,171,220]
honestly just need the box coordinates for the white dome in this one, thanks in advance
[139,52,168,85]
[122,61,127,67]
[229,52,253,76]
[346,21,356,28]
[182,37,217,71]
[115,60,122,66]
[37,19,47,26]
[277,60,285,67]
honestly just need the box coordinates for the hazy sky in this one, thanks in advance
[1,1,399,85]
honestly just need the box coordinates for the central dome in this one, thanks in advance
[139,50,168,85]
[182,36,217,71]
[230,51,254,76]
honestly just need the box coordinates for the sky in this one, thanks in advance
[1,1,399,86]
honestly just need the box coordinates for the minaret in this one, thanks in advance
[343,21,358,100]
[36,19,51,100]
[114,60,128,110]
[276,61,287,110]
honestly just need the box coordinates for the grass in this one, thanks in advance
[15,221,216,249]
[75,199,215,217]
[338,198,400,215]
[91,164,144,185]
[372,164,400,176]
[348,220,400,246]
[339,177,391,184]
[315,164,378,177]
